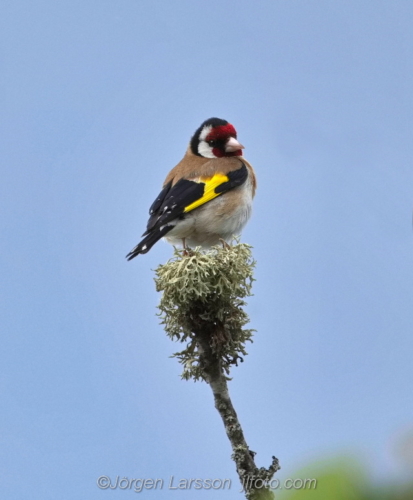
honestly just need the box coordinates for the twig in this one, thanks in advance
[195,325,280,499]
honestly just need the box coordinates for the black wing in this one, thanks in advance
[126,162,248,259]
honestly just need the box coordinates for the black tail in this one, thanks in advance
[126,225,172,260]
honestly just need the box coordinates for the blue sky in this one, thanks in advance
[1,1,413,498]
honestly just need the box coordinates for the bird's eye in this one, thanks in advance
[208,140,217,147]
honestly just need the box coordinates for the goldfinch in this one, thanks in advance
[126,117,256,260]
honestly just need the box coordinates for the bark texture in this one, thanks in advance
[193,313,280,500]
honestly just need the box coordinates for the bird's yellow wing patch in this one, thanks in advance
[183,173,229,213]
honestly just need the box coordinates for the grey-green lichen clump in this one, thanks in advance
[154,242,255,381]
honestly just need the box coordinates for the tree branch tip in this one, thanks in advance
[152,241,281,499]
[155,241,256,381]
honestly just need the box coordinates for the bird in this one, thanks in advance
[126,117,256,260]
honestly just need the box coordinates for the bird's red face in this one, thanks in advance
[205,124,244,158]
[191,118,245,159]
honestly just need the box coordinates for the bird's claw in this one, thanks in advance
[219,238,231,249]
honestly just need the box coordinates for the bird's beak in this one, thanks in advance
[225,137,244,153]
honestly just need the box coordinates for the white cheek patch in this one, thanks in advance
[197,124,217,158]
[199,125,212,141]
[198,140,216,158]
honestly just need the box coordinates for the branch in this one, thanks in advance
[195,325,280,499]
[154,243,280,499]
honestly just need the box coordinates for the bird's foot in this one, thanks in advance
[219,238,231,249]
[182,239,193,257]
[182,238,188,256]
[182,248,195,257]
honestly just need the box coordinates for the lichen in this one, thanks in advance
[154,242,256,381]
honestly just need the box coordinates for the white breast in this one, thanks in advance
[165,175,254,248]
